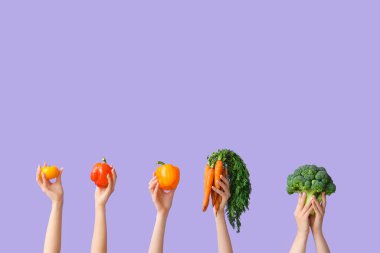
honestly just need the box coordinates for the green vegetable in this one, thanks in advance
[287,164,336,207]
[208,149,251,233]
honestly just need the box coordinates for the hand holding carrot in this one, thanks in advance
[149,174,176,216]
[212,172,231,216]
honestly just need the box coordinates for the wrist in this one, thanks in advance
[311,228,324,237]
[296,228,310,237]
[52,199,63,208]
[157,210,169,219]
[214,209,225,219]
[95,202,106,210]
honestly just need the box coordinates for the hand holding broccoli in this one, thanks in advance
[294,192,315,235]
[310,192,327,234]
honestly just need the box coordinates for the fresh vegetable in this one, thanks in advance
[287,164,336,211]
[204,165,216,206]
[214,160,224,190]
[213,159,224,215]
[202,165,214,211]
[205,149,252,233]
[90,157,113,188]
[41,165,60,180]
[155,161,180,190]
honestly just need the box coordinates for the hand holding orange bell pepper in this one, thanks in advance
[154,161,180,190]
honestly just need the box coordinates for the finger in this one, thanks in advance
[296,192,307,212]
[112,171,117,191]
[149,176,157,186]
[166,189,176,198]
[36,165,42,185]
[111,169,117,189]
[112,168,117,182]
[220,175,229,187]
[305,203,314,216]
[301,196,313,214]
[149,178,158,193]
[225,169,229,179]
[43,162,47,167]
[148,175,155,185]
[41,172,50,188]
[312,199,323,216]
[56,168,63,184]
[153,182,159,198]
[212,186,225,198]
[321,192,327,211]
[105,173,113,194]
[148,175,157,187]
[218,179,229,194]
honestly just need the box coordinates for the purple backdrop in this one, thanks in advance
[0,1,379,252]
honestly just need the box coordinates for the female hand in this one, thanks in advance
[212,173,231,216]
[294,192,315,235]
[148,175,175,216]
[36,163,64,203]
[95,168,117,207]
[310,192,327,234]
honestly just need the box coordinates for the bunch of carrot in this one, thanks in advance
[202,149,251,232]
[202,158,226,215]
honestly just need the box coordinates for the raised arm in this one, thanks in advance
[148,175,176,253]
[36,164,64,253]
[310,193,330,253]
[212,173,233,253]
[91,169,117,253]
[289,193,314,253]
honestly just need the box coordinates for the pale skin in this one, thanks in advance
[36,163,64,253]
[212,173,233,253]
[148,175,176,253]
[91,168,117,253]
[289,192,330,253]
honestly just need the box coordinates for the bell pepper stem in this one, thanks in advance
[102,157,107,164]
[157,161,165,165]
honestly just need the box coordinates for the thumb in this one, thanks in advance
[56,168,64,183]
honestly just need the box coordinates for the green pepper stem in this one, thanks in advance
[102,157,107,164]
[157,161,165,165]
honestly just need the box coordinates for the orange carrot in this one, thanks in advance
[214,160,223,190]
[204,164,210,191]
[214,168,227,215]
[203,166,214,212]
[211,189,217,206]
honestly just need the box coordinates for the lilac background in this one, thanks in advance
[0,1,379,252]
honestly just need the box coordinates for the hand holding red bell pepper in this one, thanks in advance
[90,158,113,188]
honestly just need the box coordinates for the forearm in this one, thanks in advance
[289,231,308,253]
[149,212,168,253]
[91,205,107,253]
[312,230,330,253]
[215,211,233,253]
[44,200,63,253]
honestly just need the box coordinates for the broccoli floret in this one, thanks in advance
[287,165,336,209]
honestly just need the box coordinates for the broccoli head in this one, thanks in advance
[287,165,336,208]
